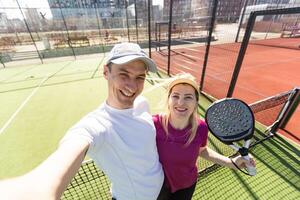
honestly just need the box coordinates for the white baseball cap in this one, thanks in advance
[106,42,157,73]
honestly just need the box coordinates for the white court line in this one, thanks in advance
[0,76,49,135]
[0,61,74,135]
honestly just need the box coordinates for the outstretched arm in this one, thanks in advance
[199,146,255,170]
[0,139,89,200]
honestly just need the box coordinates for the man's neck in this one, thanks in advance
[105,100,132,110]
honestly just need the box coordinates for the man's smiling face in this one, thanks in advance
[104,60,147,109]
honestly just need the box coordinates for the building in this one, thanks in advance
[162,0,210,26]
[8,18,25,33]
[47,0,153,29]
[24,8,42,31]
[254,0,290,4]
[0,12,9,33]
[47,0,124,19]
[163,0,193,22]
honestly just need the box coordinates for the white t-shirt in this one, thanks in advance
[61,96,164,200]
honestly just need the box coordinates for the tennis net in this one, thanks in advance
[249,88,299,138]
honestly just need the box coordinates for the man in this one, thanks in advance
[0,43,164,200]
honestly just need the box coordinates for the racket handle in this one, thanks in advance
[244,155,256,176]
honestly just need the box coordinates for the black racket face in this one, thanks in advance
[205,98,254,143]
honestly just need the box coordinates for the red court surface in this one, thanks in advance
[151,37,300,144]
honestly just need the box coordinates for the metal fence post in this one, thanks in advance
[147,0,152,57]
[58,1,76,59]
[235,0,249,43]
[16,0,43,64]
[134,0,139,43]
[200,0,218,91]
[125,0,130,42]
[167,0,173,76]
[227,12,256,97]
[94,2,105,55]
[0,55,5,68]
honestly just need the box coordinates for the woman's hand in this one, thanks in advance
[231,154,256,169]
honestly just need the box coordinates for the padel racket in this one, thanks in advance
[205,98,256,176]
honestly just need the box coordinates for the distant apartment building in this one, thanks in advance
[24,8,42,31]
[254,0,290,4]
[47,0,124,19]
[47,0,128,29]
[216,0,293,23]
[192,0,210,17]
[0,12,25,33]
[163,0,193,22]
[47,0,156,29]
[162,0,210,26]
[0,12,9,33]
[216,0,250,23]
[126,0,160,27]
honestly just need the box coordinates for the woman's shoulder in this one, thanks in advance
[197,118,208,129]
[152,114,167,138]
[152,114,160,123]
[194,118,208,145]
[196,118,208,136]
[152,114,164,129]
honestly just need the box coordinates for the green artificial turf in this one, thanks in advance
[1,58,299,200]
[0,58,105,178]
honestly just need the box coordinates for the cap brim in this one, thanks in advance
[110,55,157,73]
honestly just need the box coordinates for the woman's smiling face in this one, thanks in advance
[168,83,197,120]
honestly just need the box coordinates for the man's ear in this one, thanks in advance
[103,65,109,79]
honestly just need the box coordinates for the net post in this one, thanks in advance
[270,87,300,133]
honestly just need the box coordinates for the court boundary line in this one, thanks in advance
[0,65,40,83]
[0,61,73,135]
[0,76,48,135]
[91,56,105,79]
[0,69,97,86]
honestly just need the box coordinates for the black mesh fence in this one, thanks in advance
[62,89,299,199]
[62,131,300,200]
[61,160,111,200]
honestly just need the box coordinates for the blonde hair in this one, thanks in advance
[160,73,199,146]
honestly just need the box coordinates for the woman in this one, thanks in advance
[154,73,255,200]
